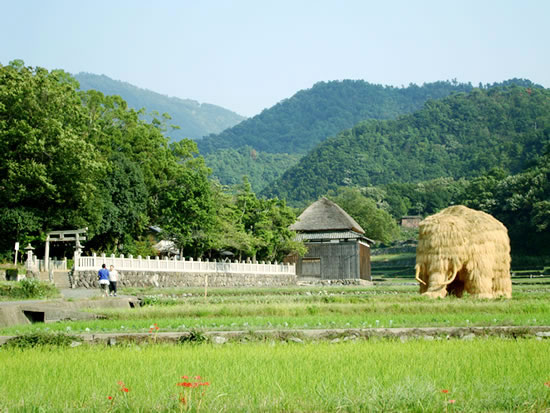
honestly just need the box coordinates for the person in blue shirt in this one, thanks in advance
[98,264,110,297]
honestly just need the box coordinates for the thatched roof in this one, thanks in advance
[290,197,365,234]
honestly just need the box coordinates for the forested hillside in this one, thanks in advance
[75,73,245,140]
[0,62,302,262]
[265,85,549,205]
[200,80,474,191]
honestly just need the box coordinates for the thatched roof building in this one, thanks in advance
[290,197,365,233]
[289,197,373,281]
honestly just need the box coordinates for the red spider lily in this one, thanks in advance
[107,396,113,400]
[448,399,456,404]
[182,375,189,379]
[121,387,129,393]
[199,382,210,386]
[194,376,201,380]
[441,389,449,394]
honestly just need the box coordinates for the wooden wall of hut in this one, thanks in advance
[296,241,371,281]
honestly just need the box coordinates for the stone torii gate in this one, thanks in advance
[44,228,87,270]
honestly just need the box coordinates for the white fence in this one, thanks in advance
[75,254,295,275]
[26,256,68,271]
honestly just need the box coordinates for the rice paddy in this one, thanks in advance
[1,278,550,411]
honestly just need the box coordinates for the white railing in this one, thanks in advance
[26,257,67,271]
[75,254,295,275]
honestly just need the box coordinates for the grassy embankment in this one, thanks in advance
[1,281,549,335]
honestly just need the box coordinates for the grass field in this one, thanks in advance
[1,340,549,411]
[2,279,550,411]
[2,281,549,336]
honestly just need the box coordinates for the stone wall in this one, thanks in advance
[71,270,297,288]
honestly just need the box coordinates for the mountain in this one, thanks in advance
[199,80,475,191]
[263,82,548,205]
[74,73,245,140]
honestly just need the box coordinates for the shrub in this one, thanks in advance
[0,279,59,299]
[178,329,207,345]
[2,332,77,349]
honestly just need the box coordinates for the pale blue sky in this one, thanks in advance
[1,0,549,116]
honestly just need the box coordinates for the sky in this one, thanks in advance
[1,0,549,117]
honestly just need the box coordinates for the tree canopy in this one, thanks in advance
[0,62,302,262]
[265,85,549,205]
[200,80,476,192]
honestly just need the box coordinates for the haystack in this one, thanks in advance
[415,205,511,298]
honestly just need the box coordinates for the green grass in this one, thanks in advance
[0,340,549,411]
[370,252,416,262]
[0,279,60,301]
[2,283,550,335]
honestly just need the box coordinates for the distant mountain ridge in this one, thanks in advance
[200,80,475,191]
[74,73,245,140]
[263,82,548,205]
[198,80,474,155]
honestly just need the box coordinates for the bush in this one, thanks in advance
[2,332,76,349]
[0,279,59,299]
[178,329,207,345]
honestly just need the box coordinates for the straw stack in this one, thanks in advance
[415,205,511,298]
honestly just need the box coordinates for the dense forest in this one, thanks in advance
[200,80,475,191]
[265,84,549,205]
[0,62,302,262]
[75,73,245,140]
[326,152,550,255]
[1,60,548,262]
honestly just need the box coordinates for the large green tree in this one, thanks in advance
[327,187,400,244]
[0,61,105,257]
[157,139,217,257]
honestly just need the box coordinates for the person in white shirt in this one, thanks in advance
[108,265,119,296]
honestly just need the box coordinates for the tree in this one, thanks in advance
[157,139,216,257]
[0,61,105,257]
[327,187,399,244]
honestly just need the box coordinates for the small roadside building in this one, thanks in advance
[288,197,374,281]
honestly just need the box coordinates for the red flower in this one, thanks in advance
[179,395,187,404]
[182,375,189,379]
[200,382,210,386]
[121,387,129,393]
[448,399,456,404]
[194,375,201,380]
[441,389,449,394]
[107,396,113,400]
[117,381,124,386]
[544,381,550,388]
